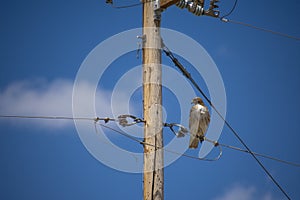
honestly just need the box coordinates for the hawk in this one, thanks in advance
[189,97,210,149]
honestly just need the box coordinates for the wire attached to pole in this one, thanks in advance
[1,114,299,168]
[98,122,222,162]
[219,0,238,20]
[220,18,300,41]
[161,41,292,200]
[107,0,156,9]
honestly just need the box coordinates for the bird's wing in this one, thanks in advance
[198,106,210,138]
[189,105,201,148]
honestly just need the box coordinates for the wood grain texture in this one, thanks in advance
[143,1,164,200]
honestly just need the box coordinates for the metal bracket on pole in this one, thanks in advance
[137,34,146,59]
[154,0,162,21]
[204,0,220,18]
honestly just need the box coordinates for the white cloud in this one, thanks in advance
[0,78,136,129]
[213,184,281,200]
[213,185,255,200]
[0,79,72,116]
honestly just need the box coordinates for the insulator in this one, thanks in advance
[177,126,188,138]
[118,116,128,127]
[176,0,189,9]
[187,2,204,16]
[176,0,204,16]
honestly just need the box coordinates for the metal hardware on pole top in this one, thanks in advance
[154,0,162,21]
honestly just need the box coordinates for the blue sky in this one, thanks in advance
[1,0,300,199]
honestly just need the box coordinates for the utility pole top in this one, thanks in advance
[160,0,180,9]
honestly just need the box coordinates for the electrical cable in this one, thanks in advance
[162,42,292,200]
[219,142,300,168]
[0,115,95,121]
[220,18,300,41]
[98,122,222,161]
[112,2,142,9]
[220,0,238,19]
[1,114,299,167]
[0,115,144,126]
[0,114,220,161]
[108,1,300,41]
[217,0,299,41]
[203,137,300,168]
[172,129,300,168]
[109,0,155,9]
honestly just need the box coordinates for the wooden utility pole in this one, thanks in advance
[106,0,217,199]
[142,1,163,200]
[142,1,179,200]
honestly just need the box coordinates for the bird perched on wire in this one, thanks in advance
[189,97,210,148]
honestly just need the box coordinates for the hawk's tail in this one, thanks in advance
[189,137,199,149]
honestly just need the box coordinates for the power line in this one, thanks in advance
[203,137,300,168]
[0,115,95,121]
[99,122,300,168]
[1,114,299,167]
[0,114,144,126]
[171,130,300,168]
[99,122,144,144]
[0,114,220,161]
[220,0,238,19]
[217,0,300,41]
[219,142,300,168]
[98,122,222,162]
[220,18,300,41]
[112,2,141,9]
[107,0,155,9]
[107,1,300,41]
[162,42,292,200]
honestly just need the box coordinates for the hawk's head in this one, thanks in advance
[191,97,204,106]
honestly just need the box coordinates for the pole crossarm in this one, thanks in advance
[160,0,180,9]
